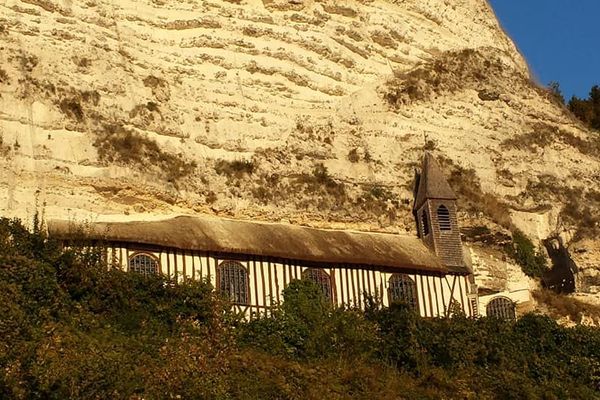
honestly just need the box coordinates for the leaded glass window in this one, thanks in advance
[129,253,160,276]
[302,268,333,302]
[218,261,249,305]
[437,205,452,231]
[388,274,418,310]
[486,297,516,320]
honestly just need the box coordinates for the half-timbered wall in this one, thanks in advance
[106,244,473,318]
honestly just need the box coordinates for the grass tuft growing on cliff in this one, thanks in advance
[438,155,512,229]
[94,124,196,183]
[383,49,511,107]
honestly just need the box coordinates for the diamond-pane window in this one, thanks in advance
[129,253,160,276]
[388,274,418,310]
[437,205,452,231]
[302,268,333,302]
[486,297,516,320]
[218,261,249,305]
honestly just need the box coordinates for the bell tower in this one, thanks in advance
[414,153,464,268]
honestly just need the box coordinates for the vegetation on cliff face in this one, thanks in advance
[568,85,600,131]
[505,229,549,278]
[93,124,197,183]
[1,218,599,399]
[383,48,521,107]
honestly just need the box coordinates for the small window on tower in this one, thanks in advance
[421,210,429,236]
[437,205,452,231]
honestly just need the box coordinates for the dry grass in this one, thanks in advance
[525,176,600,240]
[533,289,600,323]
[322,4,357,17]
[142,75,165,89]
[438,155,512,229]
[0,67,9,84]
[500,124,556,152]
[383,48,511,107]
[59,99,84,121]
[347,148,360,163]
[18,53,39,72]
[215,159,256,179]
[129,102,160,119]
[93,124,196,183]
[56,90,100,122]
[460,225,511,247]
[0,135,11,157]
[72,56,91,68]
[296,163,346,202]
[501,122,600,157]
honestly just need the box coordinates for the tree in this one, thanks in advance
[568,84,600,130]
[548,81,565,105]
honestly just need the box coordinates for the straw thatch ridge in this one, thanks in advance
[47,215,467,275]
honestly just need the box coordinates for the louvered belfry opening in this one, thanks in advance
[486,297,516,320]
[414,153,464,268]
[302,268,333,302]
[437,205,452,231]
[388,274,419,310]
[218,261,249,305]
[129,253,160,276]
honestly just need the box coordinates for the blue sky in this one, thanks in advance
[488,0,600,100]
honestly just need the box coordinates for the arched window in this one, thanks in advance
[388,274,418,310]
[218,261,249,305]
[421,210,430,236]
[302,268,333,302]
[437,205,452,231]
[486,297,516,320]
[129,253,160,276]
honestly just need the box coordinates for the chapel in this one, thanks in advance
[48,153,516,319]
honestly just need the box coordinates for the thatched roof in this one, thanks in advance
[47,215,467,275]
[414,152,457,210]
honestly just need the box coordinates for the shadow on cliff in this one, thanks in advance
[543,236,578,294]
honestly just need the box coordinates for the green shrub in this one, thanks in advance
[1,218,600,399]
[505,230,548,278]
[239,280,378,360]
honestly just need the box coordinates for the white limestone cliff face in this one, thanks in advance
[0,0,598,298]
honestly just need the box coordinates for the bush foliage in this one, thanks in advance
[0,218,599,399]
[569,85,600,130]
[505,229,549,278]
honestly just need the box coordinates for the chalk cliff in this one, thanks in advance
[0,0,598,303]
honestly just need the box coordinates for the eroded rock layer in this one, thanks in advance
[0,0,599,297]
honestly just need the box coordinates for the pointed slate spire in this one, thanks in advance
[414,152,457,210]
